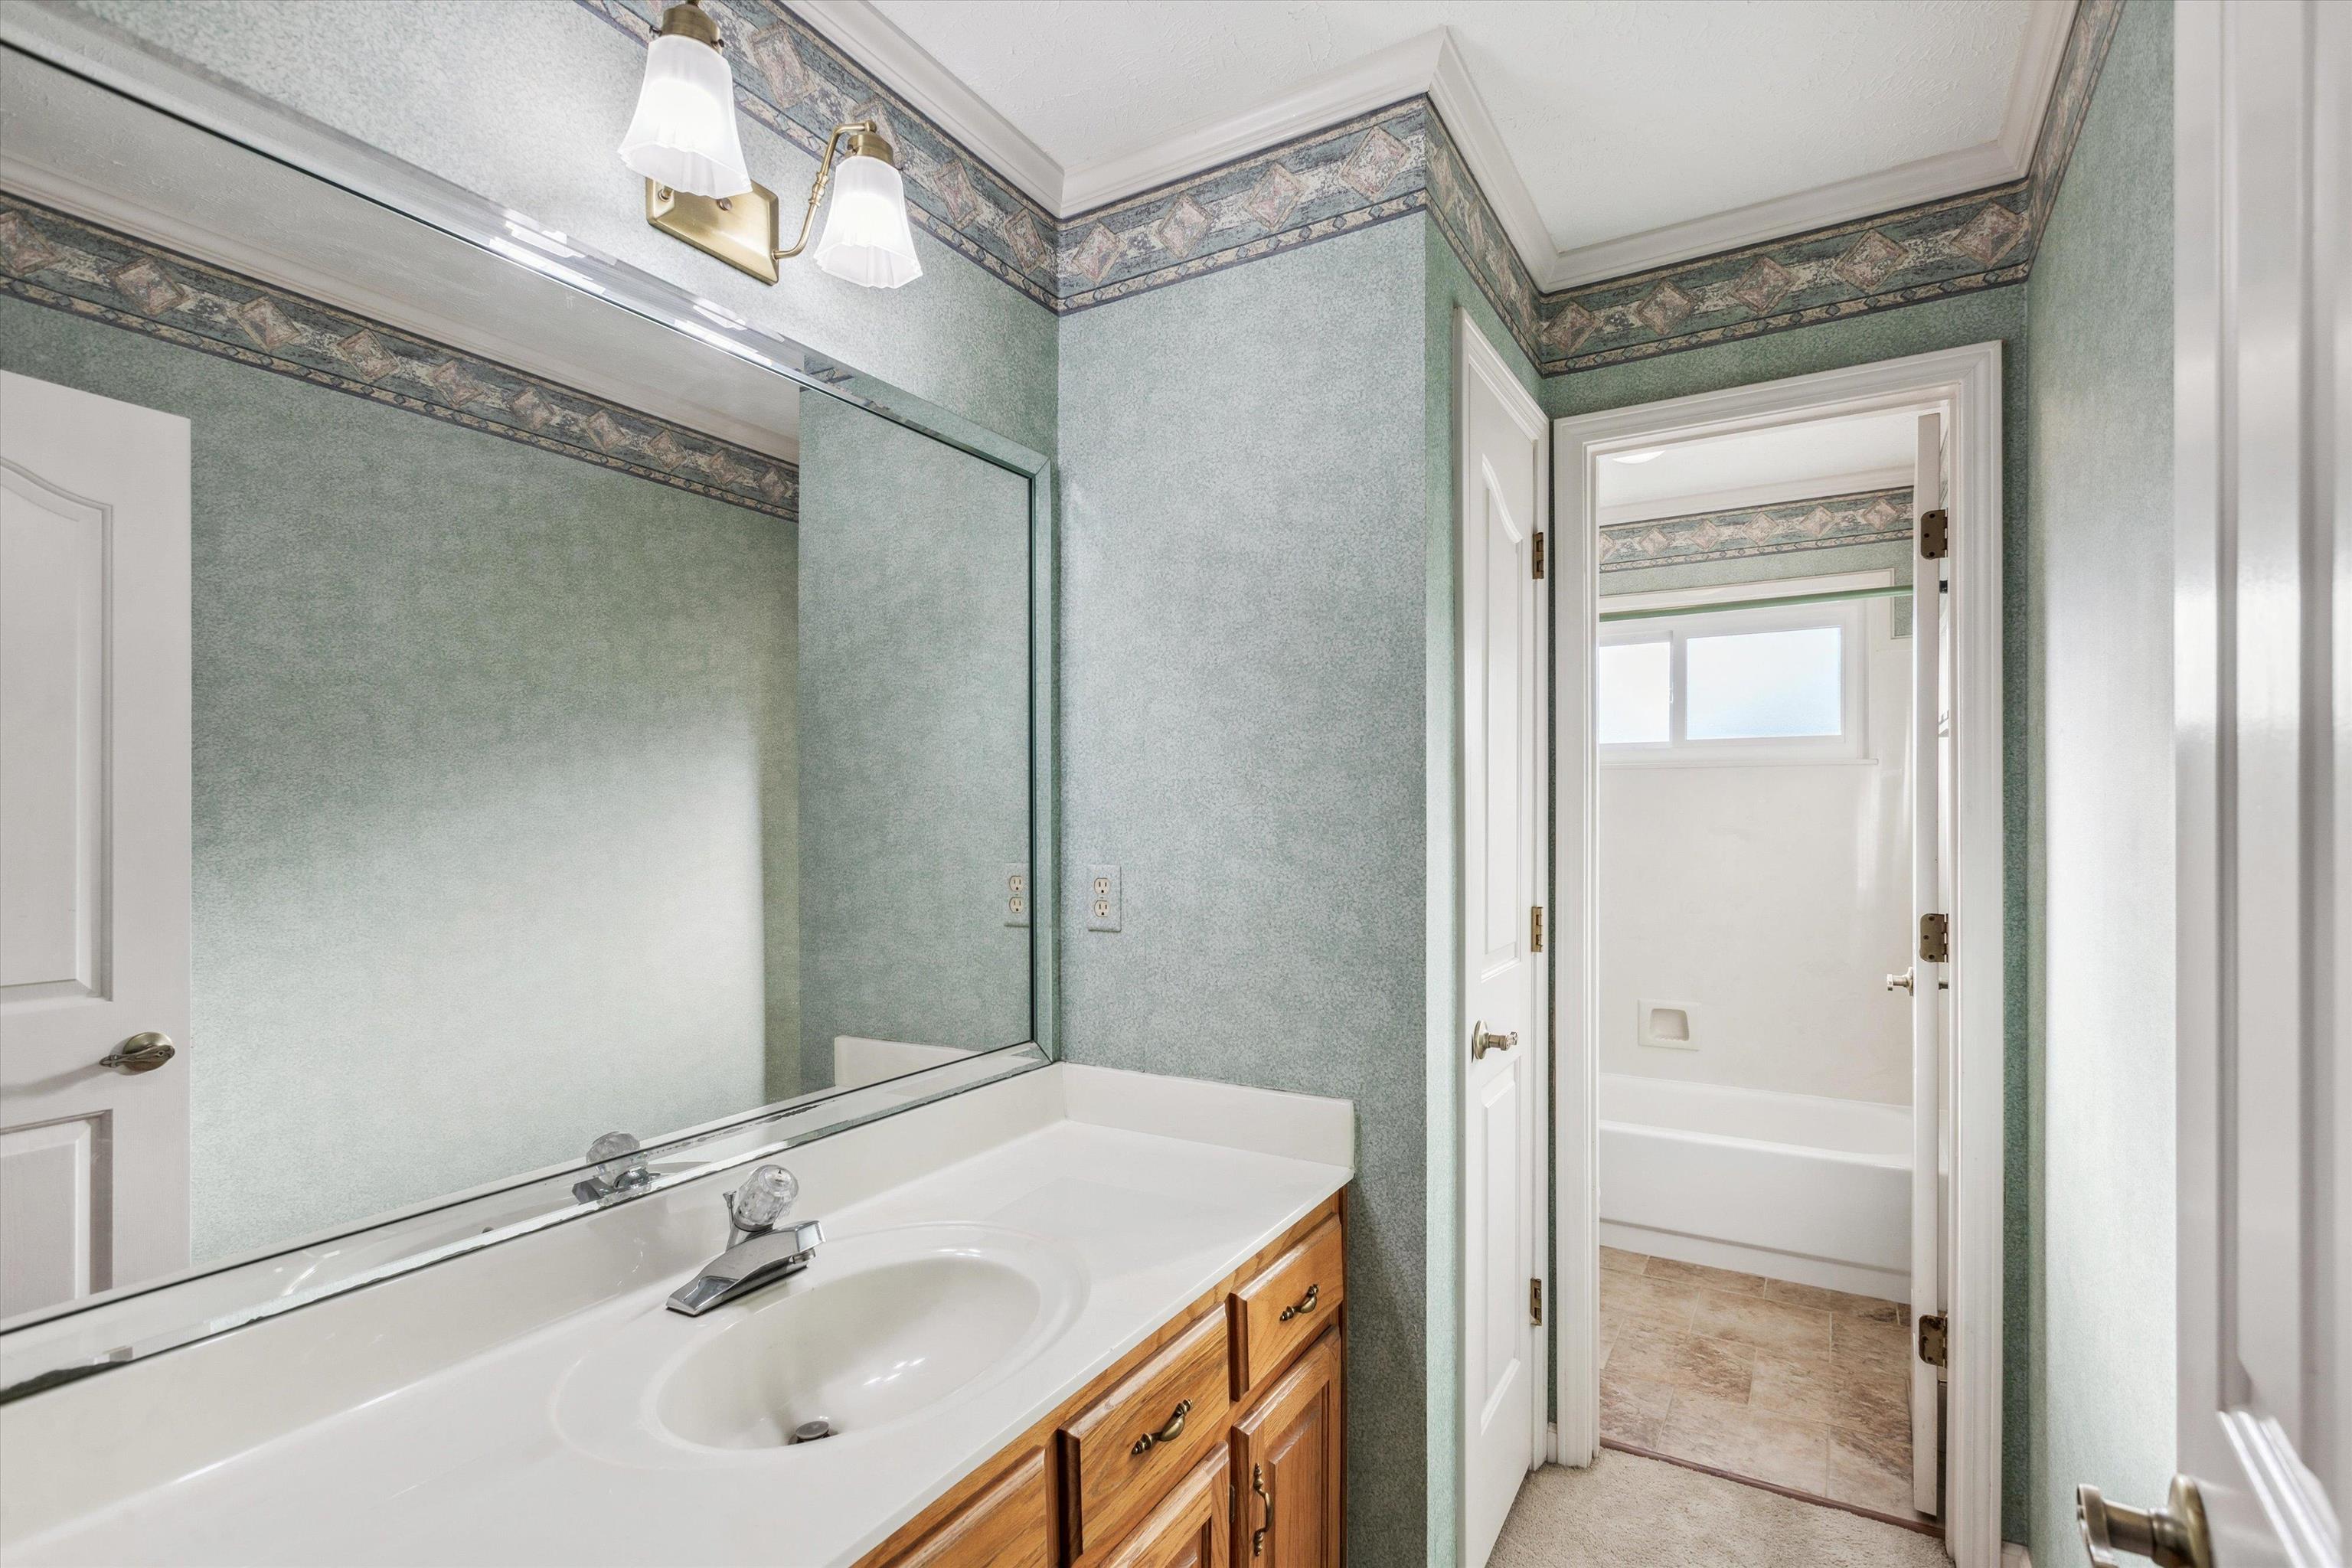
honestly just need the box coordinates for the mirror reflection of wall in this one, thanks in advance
[0,183,1034,1270]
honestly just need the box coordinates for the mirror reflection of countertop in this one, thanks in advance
[0,1066,1353,1567]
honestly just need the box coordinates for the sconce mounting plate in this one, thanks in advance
[646,178,781,284]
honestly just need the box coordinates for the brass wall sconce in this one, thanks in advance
[618,0,921,289]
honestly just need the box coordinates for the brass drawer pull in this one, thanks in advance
[1252,1461,1272,1557]
[1129,1398,1191,1455]
[1277,1282,1319,1322]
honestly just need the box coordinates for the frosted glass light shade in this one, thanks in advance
[618,34,751,198]
[814,155,923,289]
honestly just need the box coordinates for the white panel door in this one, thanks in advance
[2166,4,2346,1564]
[1908,411,1945,1515]
[0,370,191,1321]
[1457,313,1546,1568]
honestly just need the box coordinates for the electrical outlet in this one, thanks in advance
[1001,864,1030,929]
[1086,864,1122,933]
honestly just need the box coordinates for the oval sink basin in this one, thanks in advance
[656,1250,1050,1448]
[554,1222,1086,1465]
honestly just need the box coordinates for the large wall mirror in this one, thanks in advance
[0,26,1054,1391]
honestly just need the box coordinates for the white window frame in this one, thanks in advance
[1598,593,1871,766]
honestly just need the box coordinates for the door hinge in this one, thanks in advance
[1918,1311,1949,1368]
[1531,531,1547,580]
[1530,1278,1544,1326]
[1919,507,1950,560]
[1530,906,1545,953]
[1919,913,1949,964]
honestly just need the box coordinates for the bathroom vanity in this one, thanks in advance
[0,1065,1353,1567]
[0,23,1354,1568]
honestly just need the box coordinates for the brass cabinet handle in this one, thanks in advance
[99,1032,176,1073]
[1278,1282,1319,1322]
[1129,1399,1190,1455]
[1472,1020,1516,1059]
[2077,1478,2213,1568]
[1252,1461,1272,1557]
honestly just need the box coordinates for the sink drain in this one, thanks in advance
[789,1419,834,1444]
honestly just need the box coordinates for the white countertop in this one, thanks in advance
[0,1067,1353,1566]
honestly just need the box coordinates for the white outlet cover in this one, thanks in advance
[1638,1000,1697,1050]
[1001,862,1030,929]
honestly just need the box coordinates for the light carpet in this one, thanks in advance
[1492,1450,1949,1567]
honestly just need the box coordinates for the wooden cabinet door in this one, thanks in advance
[880,1449,1051,1568]
[1230,1328,1342,1568]
[1097,1446,1228,1568]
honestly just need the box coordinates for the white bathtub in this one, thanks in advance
[1597,1073,1913,1300]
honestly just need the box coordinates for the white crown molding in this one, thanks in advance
[1597,464,1916,528]
[789,0,1064,213]
[1544,138,2024,292]
[1060,28,1447,217]
[1424,31,1551,287]
[788,1,2079,295]
[1998,0,2077,172]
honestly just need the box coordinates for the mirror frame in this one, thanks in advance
[0,9,1058,1397]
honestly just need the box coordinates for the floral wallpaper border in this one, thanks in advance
[0,194,799,521]
[578,0,2124,377]
[1599,487,1914,571]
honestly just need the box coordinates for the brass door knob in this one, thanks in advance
[98,1032,175,1073]
[2077,1478,2213,1568]
[1472,1022,1517,1059]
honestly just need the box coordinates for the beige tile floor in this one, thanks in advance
[1597,1246,1927,1521]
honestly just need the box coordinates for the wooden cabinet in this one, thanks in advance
[880,1449,1053,1568]
[1097,1447,1229,1568]
[1230,1329,1342,1568]
[856,1197,1344,1568]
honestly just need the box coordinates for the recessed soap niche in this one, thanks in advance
[1638,1000,1697,1050]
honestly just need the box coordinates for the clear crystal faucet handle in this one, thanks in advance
[727,1165,798,1233]
[586,1132,648,1187]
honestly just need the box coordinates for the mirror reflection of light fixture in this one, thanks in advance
[618,0,922,289]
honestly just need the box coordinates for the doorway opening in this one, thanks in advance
[1551,344,2007,1568]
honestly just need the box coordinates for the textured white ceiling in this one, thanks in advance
[871,0,2040,253]
[1596,410,1922,517]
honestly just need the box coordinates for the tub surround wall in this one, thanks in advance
[1596,593,1915,1106]
[2017,0,2177,1556]
[0,288,795,1264]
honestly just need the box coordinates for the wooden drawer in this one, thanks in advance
[1060,1308,1233,1560]
[1229,1216,1344,1399]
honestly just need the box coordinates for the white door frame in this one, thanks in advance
[1550,341,2007,1568]
[1452,307,1551,1568]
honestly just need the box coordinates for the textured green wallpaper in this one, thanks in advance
[2020,1,2176,1557]
[1,295,795,1263]
[1551,283,2034,1536]
[795,392,1031,1092]
[1058,215,1435,1568]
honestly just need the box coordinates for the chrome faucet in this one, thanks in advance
[666,1164,825,1316]
[573,1131,654,1205]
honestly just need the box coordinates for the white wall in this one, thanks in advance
[1596,596,1914,1104]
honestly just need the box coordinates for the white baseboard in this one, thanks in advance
[1599,1219,1909,1302]
[2001,1544,2031,1568]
